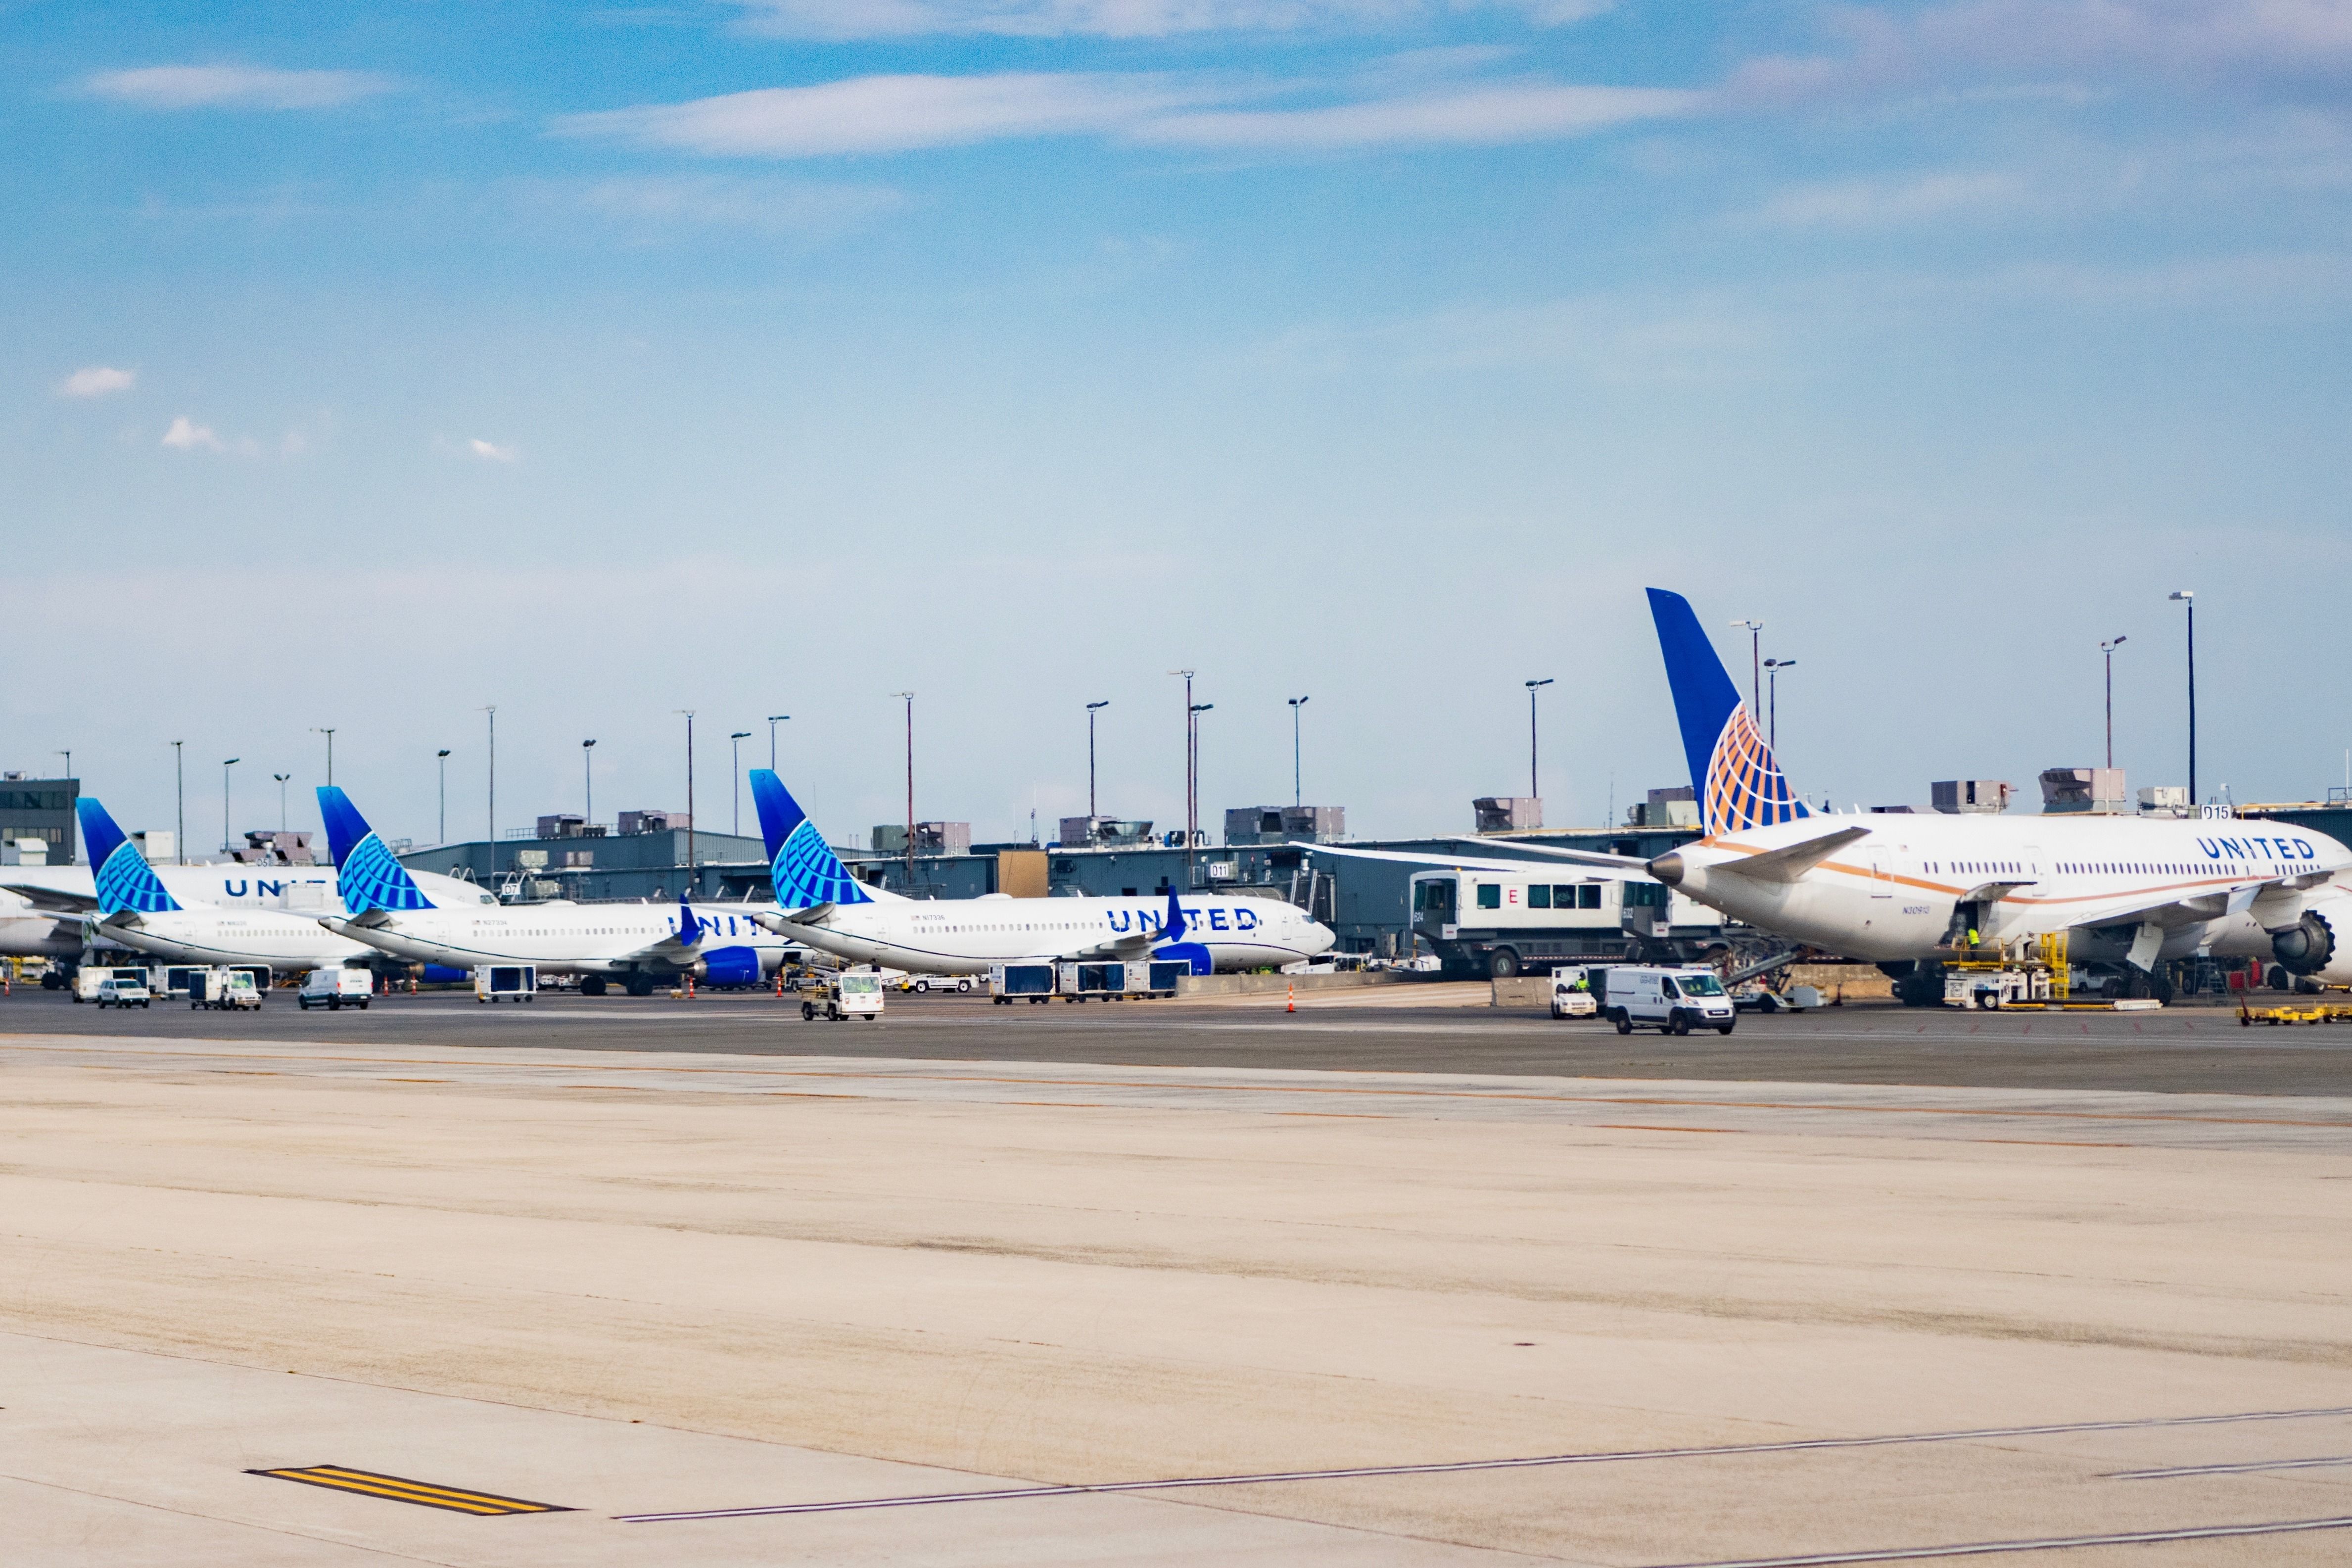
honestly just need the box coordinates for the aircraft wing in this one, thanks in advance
[2060,867,2339,933]
[1297,843,1657,879]
[0,881,97,915]
[1713,827,1873,884]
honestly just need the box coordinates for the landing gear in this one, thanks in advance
[1895,963,1945,1008]
[580,976,608,997]
[624,973,655,998]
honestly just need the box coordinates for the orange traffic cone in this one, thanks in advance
[1286,981,1295,1014]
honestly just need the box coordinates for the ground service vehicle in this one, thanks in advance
[990,963,1057,1003]
[94,974,152,1008]
[902,973,969,993]
[298,967,374,1011]
[1410,869,1724,978]
[1600,965,1736,1035]
[190,968,262,1010]
[74,965,150,1003]
[802,971,884,1022]
[1549,968,1599,1018]
[474,964,538,1003]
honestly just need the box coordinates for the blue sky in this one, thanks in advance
[6,1,2351,854]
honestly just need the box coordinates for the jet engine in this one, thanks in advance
[2272,906,2345,979]
[695,945,765,987]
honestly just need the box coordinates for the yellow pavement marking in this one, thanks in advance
[247,1464,569,1516]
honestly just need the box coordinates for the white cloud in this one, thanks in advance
[733,0,1610,39]
[562,73,1198,156]
[81,64,397,111]
[1140,83,1698,149]
[1725,0,2352,108]
[562,68,1690,158]
[572,174,906,237]
[57,366,136,398]
[1745,171,2026,228]
[469,438,517,462]
[160,416,221,451]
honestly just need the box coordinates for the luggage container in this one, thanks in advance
[156,964,210,999]
[191,968,262,1010]
[474,964,538,1003]
[989,962,1057,1004]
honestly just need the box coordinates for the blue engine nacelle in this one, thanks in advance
[697,945,764,987]
[1155,941,1214,976]
[422,963,470,984]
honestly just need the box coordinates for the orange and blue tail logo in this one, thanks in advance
[1646,587,1810,836]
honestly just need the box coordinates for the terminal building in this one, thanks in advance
[0,773,79,864]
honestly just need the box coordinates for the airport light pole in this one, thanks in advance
[1764,660,1795,751]
[436,750,450,844]
[2100,636,2126,769]
[891,693,914,888]
[676,711,696,897]
[582,739,596,830]
[1728,621,1763,718]
[1288,696,1309,808]
[311,726,335,787]
[172,740,184,863]
[729,732,750,835]
[1169,670,1196,848]
[1190,704,1214,852]
[55,750,69,781]
[767,714,789,770]
[221,759,239,854]
[1086,701,1109,819]
[482,707,497,871]
[273,773,289,831]
[2168,591,2195,805]
[1525,678,1553,803]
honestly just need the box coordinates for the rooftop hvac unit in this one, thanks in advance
[1474,797,1543,833]
[1930,779,2014,814]
[2038,767,2127,814]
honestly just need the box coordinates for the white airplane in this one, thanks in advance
[38,797,397,974]
[745,769,1336,976]
[1315,588,2352,1004]
[0,801,497,970]
[313,787,793,995]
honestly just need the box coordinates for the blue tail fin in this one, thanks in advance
[750,769,873,910]
[317,787,436,912]
[1161,887,1187,945]
[1645,588,1810,836]
[77,798,181,914]
[678,896,702,947]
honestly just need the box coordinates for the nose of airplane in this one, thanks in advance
[1649,852,1685,887]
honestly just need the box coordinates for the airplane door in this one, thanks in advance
[1868,850,1892,897]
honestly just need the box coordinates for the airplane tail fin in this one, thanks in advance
[678,896,703,947]
[76,798,182,914]
[316,787,437,912]
[1645,588,1810,836]
[750,769,874,910]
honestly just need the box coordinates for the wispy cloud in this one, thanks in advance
[160,416,221,451]
[1744,171,2026,228]
[562,73,1197,156]
[58,365,137,398]
[469,438,518,462]
[562,67,1692,158]
[1727,0,2352,108]
[1142,83,1696,148]
[573,174,908,238]
[732,0,1611,39]
[81,64,397,111]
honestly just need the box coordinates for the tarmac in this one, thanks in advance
[4,986,2351,1564]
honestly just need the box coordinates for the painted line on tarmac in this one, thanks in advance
[2110,1454,2352,1479]
[1645,1514,2352,1567]
[9,1037,2352,1132]
[248,1464,569,1516]
[612,1404,2352,1522]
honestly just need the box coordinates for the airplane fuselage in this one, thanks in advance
[780,895,1335,976]
[1653,814,2350,967]
[324,902,790,979]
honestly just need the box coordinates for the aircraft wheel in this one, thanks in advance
[581,977,607,998]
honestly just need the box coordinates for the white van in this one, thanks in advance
[298,967,374,1011]
[1601,966,1735,1036]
